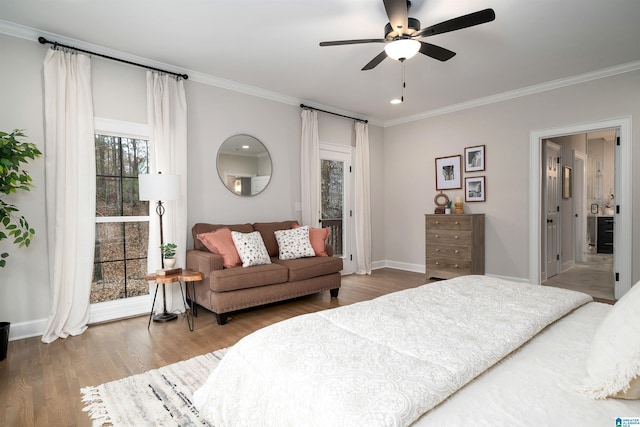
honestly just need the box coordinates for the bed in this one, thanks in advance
[193,275,640,426]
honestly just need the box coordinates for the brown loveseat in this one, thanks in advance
[186,220,343,325]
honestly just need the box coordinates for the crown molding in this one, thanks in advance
[2,19,636,130]
[384,60,640,127]
[0,20,382,127]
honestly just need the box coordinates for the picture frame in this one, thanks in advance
[435,155,462,190]
[464,145,485,172]
[465,176,486,202]
[562,166,572,199]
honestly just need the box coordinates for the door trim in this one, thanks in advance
[529,117,632,297]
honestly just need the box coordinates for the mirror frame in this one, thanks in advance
[216,134,272,196]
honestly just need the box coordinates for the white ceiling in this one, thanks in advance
[2,0,640,125]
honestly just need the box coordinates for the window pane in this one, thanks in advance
[122,137,149,177]
[95,223,124,262]
[96,176,122,217]
[124,221,148,258]
[95,135,121,176]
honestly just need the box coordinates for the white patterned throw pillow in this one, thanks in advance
[231,231,272,267]
[274,226,316,260]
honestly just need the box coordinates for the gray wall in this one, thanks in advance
[383,71,639,282]
[0,34,385,337]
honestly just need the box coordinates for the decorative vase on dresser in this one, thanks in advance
[425,214,485,280]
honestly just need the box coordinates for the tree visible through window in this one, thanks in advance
[91,134,150,303]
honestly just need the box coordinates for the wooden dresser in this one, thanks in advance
[425,214,485,280]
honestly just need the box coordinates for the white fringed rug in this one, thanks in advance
[81,348,229,426]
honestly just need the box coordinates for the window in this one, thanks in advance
[91,132,150,304]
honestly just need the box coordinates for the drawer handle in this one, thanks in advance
[455,221,459,225]
[435,262,440,265]
[454,250,459,254]
[435,248,440,252]
[435,221,439,224]
[454,235,459,239]
[454,264,459,268]
[435,235,439,238]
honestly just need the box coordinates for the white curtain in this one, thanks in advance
[41,49,96,343]
[354,121,372,274]
[146,72,188,313]
[300,109,321,227]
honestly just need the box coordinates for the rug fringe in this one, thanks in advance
[80,386,113,427]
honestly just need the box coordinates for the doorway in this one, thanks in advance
[320,143,354,274]
[529,118,632,300]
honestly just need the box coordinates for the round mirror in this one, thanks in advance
[216,134,272,196]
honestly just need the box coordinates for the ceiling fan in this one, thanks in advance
[319,0,495,70]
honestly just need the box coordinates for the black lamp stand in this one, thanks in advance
[153,199,178,323]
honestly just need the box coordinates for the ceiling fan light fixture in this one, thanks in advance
[384,39,420,61]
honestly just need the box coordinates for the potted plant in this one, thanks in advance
[0,129,42,361]
[159,242,177,269]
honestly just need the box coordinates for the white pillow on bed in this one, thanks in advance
[579,281,640,400]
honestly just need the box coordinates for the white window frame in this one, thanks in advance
[89,118,152,324]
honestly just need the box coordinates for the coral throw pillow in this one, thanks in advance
[197,228,241,268]
[293,224,330,257]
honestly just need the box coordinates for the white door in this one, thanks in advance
[613,128,620,297]
[544,141,561,279]
[573,151,587,263]
[320,144,353,274]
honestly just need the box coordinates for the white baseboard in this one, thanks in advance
[8,295,154,342]
[8,318,48,341]
[372,261,529,284]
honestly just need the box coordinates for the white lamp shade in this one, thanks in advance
[138,173,180,201]
[384,39,421,60]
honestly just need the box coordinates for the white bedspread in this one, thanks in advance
[193,275,591,426]
[417,302,640,426]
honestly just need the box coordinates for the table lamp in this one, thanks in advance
[139,172,180,322]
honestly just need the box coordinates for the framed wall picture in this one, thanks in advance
[464,145,485,172]
[465,176,486,202]
[435,155,462,190]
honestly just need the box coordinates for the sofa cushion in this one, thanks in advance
[197,228,242,268]
[232,231,272,267]
[192,223,254,252]
[273,256,343,282]
[210,263,289,292]
[294,224,330,257]
[253,220,299,257]
[274,226,315,260]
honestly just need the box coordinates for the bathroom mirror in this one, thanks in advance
[216,134,272,196]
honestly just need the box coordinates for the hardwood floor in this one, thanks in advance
[0,268,427,427]
[542,253,615,303]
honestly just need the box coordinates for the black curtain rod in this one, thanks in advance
[300,104,368,124]
[38,36,189,80]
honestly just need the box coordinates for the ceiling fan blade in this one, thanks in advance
[362,51,388,71]
[413,8,495,38]
[320,39,385,47]
[418,41,456,62]
[383,0,409,36]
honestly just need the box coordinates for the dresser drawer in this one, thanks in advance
[426,258,472,274]
[426,244,471,259]
[426,229,472,245]
[425,216,472,231]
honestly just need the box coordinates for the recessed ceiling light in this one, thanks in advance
[242,145,250,149]
[390,98,403,104]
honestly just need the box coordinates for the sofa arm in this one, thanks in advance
[186,249,224,274]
